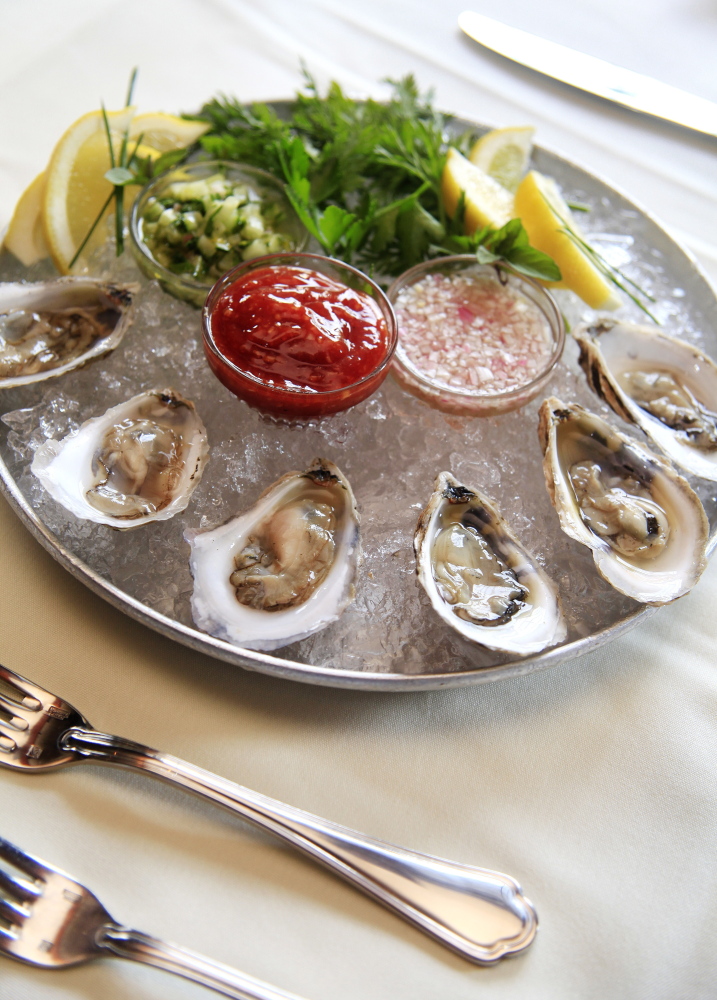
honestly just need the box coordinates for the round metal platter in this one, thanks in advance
[1,109,715,690]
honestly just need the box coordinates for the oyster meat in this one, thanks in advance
[31,389,209,527]
[538,397,709,604]
[414,472,565,654]
[187,459,360,651]
[0,278,136,389]
[575,318,717,480]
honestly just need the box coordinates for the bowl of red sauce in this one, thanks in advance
[387,256,565,416]
[202,253,398,418]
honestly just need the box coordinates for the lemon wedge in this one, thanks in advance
[441,147,514,233]
[128,112,209,153]
[3,171,49,266]
[40,108,209,274]
[469,126,535,193]
[514,170,622,309]
[42,107,136,273]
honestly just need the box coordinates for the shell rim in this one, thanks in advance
[573,318,717,480]
[185,458,361,650]
[0,277,137,389]
[413,471,566,654]
[29,387,209,529]
[538,396,710,604]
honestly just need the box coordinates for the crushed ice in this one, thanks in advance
[1,192,716,677]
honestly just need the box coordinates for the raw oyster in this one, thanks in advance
[0,278,135,388]
[575,318,717,480]
[538,397,709,604]
[31,389,209,527]
[187,459,360,651]
[414,472,565,654]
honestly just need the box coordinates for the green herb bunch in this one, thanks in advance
[193,73,561,282]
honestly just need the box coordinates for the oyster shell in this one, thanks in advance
[414,472,565,654]
[538,397,709,604]
[31,389,209,527]
[187,459,360,651]
[575,318,717,480]
[0,278,136,388]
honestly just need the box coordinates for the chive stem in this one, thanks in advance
[68,189,115,269]
[125,67,138,107]
[101,104,116,168]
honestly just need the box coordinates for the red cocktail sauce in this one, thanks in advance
[205,265,394,417]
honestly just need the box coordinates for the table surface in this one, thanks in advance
[1,1,717,998]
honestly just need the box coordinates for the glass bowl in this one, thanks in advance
[387,256,565,416]
[202,252,398,418]
[129,160,308,307]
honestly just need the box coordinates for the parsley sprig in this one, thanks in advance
[193,73,562,283]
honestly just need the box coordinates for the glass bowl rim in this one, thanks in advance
[201,251,399,398]
[128,159,309,294]
[387,255,566,405]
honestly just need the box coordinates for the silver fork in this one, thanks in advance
[0,834,305,998]
[0,663,537,964]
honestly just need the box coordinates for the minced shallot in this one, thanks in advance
[394,272,553,394]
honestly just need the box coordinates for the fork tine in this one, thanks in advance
[0,838,49,883]
[0,694,30,730]
[0,894,28,928]
[0,722,18,752]
[0,665,47,709]
[0,866,40,903]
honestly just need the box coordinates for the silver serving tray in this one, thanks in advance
[1,112,715,690]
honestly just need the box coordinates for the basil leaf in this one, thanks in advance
[475,246,500,265]
[504,245,562,282]
[104,166,135,186]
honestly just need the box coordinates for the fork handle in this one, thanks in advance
[98,925,305,1000]
[65,728,537,964]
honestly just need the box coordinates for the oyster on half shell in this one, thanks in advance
[538,397,709,605]
[31,388,209,527]
[414,472,565,654]
[187,459,360,651]
[575,318,717,480]
[0,278,136,389]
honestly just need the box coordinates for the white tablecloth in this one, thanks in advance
[1,2,717,998]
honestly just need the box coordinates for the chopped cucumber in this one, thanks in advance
[139,169,294,282]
